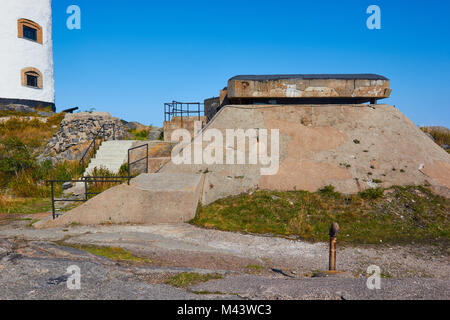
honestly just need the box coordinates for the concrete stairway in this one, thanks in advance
[85,140,137,175]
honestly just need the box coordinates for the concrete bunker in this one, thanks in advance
[39,74,450,228]
[204,74,392,123]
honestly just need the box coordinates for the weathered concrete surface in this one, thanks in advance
[35,173,204,228]
[128,141,174,174]
[162,104,450,204]
[164,116,206,142]
[227,74,391,100]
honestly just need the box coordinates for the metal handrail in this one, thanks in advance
[47,176,133,219]
[48,143,149,220]
[79,123,116,174]
[164,101,204,122]
[127,144,149,182]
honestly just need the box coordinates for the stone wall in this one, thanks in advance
[42,112,128,162]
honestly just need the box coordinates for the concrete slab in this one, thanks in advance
[36,173,204,228]
[227,74,391,102]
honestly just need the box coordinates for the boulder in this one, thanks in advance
[148,128,163,141]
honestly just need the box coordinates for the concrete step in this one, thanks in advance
[41,173,205,227]
[84,140,139,175]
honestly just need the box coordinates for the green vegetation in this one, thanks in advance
[127,128,150,141]
[66,244,153,264]
[164,272,223,288]
[0,114,85,212]
[83,167,130,199]
[192,185,450,245]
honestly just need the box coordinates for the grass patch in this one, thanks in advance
[192,186,450,245]
[246,264,265,274]
[0,197,52,214]
[164,272,223,288]
[67,244,153,264]
[127,128,150,141]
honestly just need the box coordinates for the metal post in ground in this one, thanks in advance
[127,149,131,185]
[329,222,340,271]
[146,144,149,174]
[51,181,56,219]
[84,178,88,201]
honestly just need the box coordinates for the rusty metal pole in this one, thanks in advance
[329,222,340,271]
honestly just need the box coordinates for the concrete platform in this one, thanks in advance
[36,173,204,228]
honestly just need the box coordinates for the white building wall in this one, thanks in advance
[0,0,54,104]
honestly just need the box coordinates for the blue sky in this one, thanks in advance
[52,0,449,127]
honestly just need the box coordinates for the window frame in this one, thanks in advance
[18,19,43,44]
[21,68,43,89]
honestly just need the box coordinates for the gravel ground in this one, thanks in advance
[0,222,449,300]
[190,275,450,300]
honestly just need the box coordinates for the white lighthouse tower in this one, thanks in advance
[0,0,55,110]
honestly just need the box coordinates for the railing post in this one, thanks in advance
[51,181,56,219]
[146,144,149,174]
[127,149,131,185]
[84,178,88,201]
[329,222,340,271]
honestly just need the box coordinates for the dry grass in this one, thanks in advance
[421,127,450,152]
[0,195,52,214]
[0,114,63,148]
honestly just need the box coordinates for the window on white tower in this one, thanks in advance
[26,73,39,88]
[23,25,38,42]
[17,19,43,44]
[21,68,43,89]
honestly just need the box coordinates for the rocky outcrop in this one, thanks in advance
[42,112,128,162]
[148,127,163,141]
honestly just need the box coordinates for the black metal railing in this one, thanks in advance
[48,143,151,220]
[48,176,131,219]
[164,101,204,122]
[127,144,149,179]
[79,123,117,174]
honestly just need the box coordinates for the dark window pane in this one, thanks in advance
[27,74,38,87]
[23,26,37,41]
